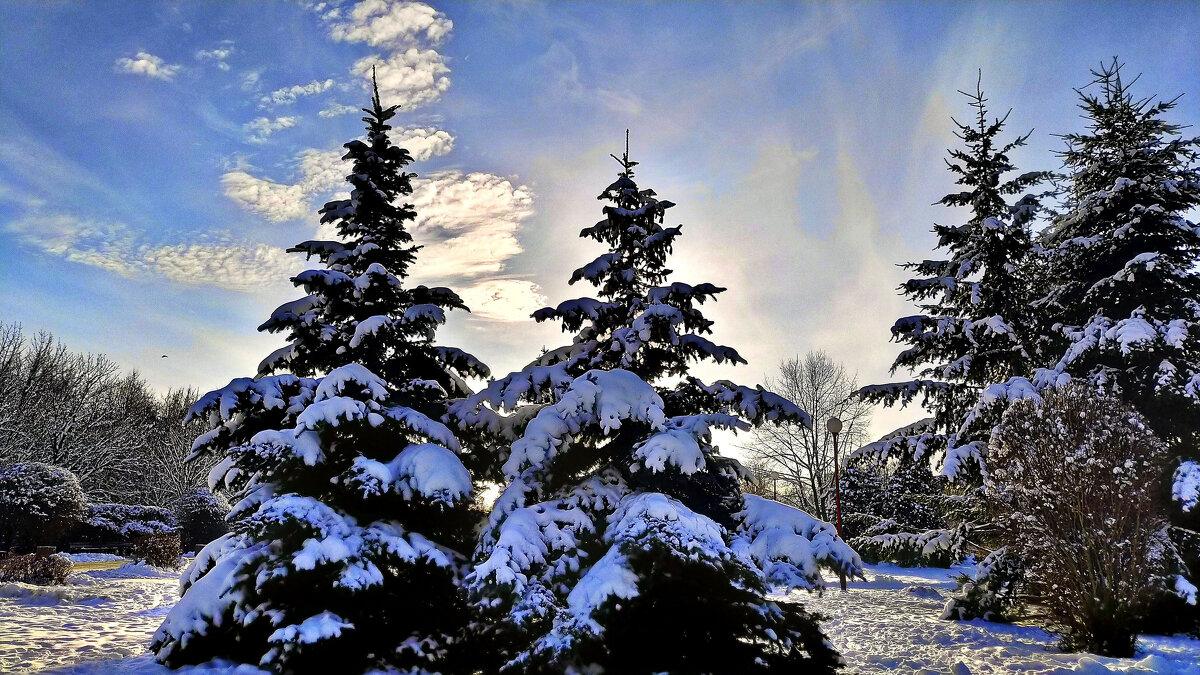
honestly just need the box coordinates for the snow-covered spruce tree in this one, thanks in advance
[152,78,487,674]
[449,145,860,674]
[1032,58,1200,488]
[1027,58,1200,638]
[859,78,1045,482]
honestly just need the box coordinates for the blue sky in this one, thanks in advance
[1,0,1197,442]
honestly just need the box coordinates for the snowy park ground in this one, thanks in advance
[1,559,1197,674]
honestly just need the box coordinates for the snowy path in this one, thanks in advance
[0,568,177,673]
[799,564,1200,675]
[1,562,1197,673]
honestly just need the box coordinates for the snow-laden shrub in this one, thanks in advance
[132,532,182,567]
[989,383,1170,656]
[0,463,86,551]
[851,522,966,568]
[172,488,229,549]
[80,503,177,540]
[0,553,72,585]
[941,547,1026,622]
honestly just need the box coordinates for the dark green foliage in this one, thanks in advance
[77,503,176,541]
[860,77,1045,479]
[561,541,840,675]
[1035,59,1200,457]
[152,78,486,675]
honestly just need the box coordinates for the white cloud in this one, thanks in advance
[241,69,263,92]
[403,170,534,280]
[296,148,349,194]
[144,242,299,291]
[457,279,547,322]
[262,78,337,106]
[113,51,181,81]
[195,42,234,71]
[243,116,299,144]
[351,48,450,108]
[319,102,360,118]
[4,213,297,292]
[221,171,311,222]
[393,126,454,161]
[221,135,458,223]
[330,0,453,48]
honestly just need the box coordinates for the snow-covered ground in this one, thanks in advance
[801,563,1200,674]
[1,561,1196,673]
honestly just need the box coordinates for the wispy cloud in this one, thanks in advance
[195,41,235,71]
[113,51,181,81]
[261,78,337,107]
[243,116,299,144]
[4,214,297,292]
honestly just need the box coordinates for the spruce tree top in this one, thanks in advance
[858,79,1044,478]
[529,132,744,383]
[1036,58,1200,453]
[257,69,488,404]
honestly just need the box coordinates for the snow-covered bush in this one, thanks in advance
[0,553,72,585]
[941,547,1026,622]
[131,532,182,567]
[152,79,487,674]
[0,462,86,551]
[451,151,858,673]
[172,488,229,549]
[851,523,966,568]
[79,503,177,540]
[989,383,1170,656]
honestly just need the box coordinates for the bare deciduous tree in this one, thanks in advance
[741,351,871,520]
[0,322,216,506]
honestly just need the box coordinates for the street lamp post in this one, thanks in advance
[826,416,846,591]
[826,417,843,538]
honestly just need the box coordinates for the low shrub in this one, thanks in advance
[131,532,182,567]
[941,547,1026,622]
[74,503,177,543]
[851,523,966,568]
[0,554,72,585]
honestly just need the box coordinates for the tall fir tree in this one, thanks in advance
[859,78,1044,480]
[1033,58,1200,460]
[1029,60,1200,625]
[152,76,488,674]
[449,140,861,674]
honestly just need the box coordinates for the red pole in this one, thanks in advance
[832,431,842,538]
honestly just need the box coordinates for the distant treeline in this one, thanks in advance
[0,322,212,506]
